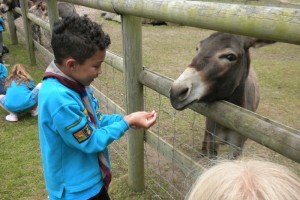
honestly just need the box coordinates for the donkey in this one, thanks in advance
[28,1,77,46]
[0,0,37,19]
[0,0,77,20]
[0,0,48,45]
[0,0,77,47]
[170,32,275,159]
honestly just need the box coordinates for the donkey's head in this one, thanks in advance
[170,32,274,110]
[0,0,19,13]
[29,1,48,21]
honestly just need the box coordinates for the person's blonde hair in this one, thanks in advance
[5,64,32,88]
[186,159,300,200]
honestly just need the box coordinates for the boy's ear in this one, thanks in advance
[65,58,77,70]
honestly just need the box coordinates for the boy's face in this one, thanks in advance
[70,49,105,86]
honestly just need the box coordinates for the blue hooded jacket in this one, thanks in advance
[0,63,8,78]
[4,79,36,112]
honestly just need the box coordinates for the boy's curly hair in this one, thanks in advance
[51,15,111,64]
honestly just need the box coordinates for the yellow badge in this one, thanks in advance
[83,109,88,116]
[73,123,92,143]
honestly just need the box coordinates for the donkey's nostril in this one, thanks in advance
[178,87,189,101]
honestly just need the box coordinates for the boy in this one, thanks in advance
[38,15,157,200]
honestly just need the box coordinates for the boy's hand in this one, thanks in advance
[124,110,157,129]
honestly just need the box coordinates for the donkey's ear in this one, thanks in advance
[243,37,276,49]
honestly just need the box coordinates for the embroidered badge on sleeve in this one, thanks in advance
[97,111,103,121]
[73,123,93,143]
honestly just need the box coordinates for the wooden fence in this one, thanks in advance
[7,0,300,193]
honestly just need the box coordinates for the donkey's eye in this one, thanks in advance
[220,53,237,61]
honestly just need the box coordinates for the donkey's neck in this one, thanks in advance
[226,81,246,107]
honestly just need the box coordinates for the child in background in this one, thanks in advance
[0,15,4,63]
[38,15,157,200]
[0,64,41,122]
[186,159,300,200]
[0,62,8,94]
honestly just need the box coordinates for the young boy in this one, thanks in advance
[38,15,157,200]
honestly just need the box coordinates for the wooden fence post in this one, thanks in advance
[6,11,18,45]
[121,15,144,191]
[19,0,36,65]
[46,0,59,31]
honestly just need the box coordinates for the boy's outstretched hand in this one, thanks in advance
[123,110,157,129]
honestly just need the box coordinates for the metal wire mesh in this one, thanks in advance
[95,57,300,199]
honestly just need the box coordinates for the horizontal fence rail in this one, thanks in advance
[62,0,300,44]
[92,85,205,176]
[88,50,300,164]
[90,50,300,164]
[139,69,300,163]
[14,7,51,32]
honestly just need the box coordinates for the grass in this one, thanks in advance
[0,32,47,200]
